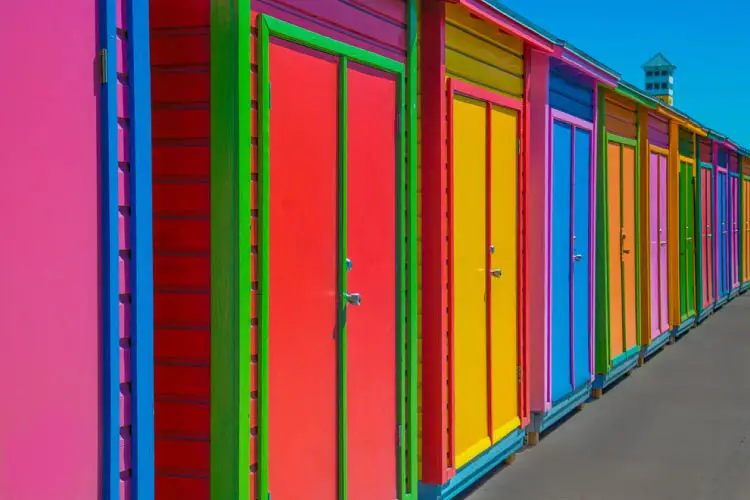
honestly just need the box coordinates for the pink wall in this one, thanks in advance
[0,3,101,498]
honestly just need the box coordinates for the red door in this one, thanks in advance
[346,62,399,500]
[266,40,400,500]
[267,40,339,499]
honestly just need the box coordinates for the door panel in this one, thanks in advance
[718,172,727,298]
[649,152,660,338]
[607,142,624,359]
[702,169,714,306]
[745,180,750,281]
[489,105,519,440]
[267,40,339,499]
[550,121,573,402]
[452,95,490,467]
[731,178,738,288]
[346,64,398,500]
[622,145,638,352]
[679,162,688,318]
[573,128,592,387]
[659,154,669,332]
[686,167,696,315]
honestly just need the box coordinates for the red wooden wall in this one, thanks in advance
[150,0,211,497]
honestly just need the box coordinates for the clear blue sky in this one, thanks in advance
[499,0,750,147]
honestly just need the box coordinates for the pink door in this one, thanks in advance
[731,177,740,289]
[701,167,714,306]
[649,151,669,338]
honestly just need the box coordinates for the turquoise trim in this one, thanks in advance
[530,383,592,434]
[673,316,697,338]
[641,330,672,359]
[697,305,714,324]
[593,351,639,390]
[418,429,526,500]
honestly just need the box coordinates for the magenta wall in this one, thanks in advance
[0,3,101,498]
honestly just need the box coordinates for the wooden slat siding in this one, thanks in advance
[549,62,594,122]
[445,2,524,97]
[730,151,739,173]
[253,0,407,62]
[251,2,409,494]
[648,112,669,149]
[150,0,211,497]
[718,147,728,168]
[700,137,713,164]
[743,156,750,176]
[117,1,133,497]
[679,127,694,158]
[604,92,637,139]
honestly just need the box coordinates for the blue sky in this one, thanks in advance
[499,0,750,147]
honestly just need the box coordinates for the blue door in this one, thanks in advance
[573,128,592,388]
[550,120,572,403]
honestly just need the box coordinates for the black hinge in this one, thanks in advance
[100,49,108,84]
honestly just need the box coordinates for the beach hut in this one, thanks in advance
[525,46,619,445]
[742,150,750,291]
[728,146,742,297]
[148,0,420,499]
[419,1,555,497]
[697,135,716,322]
[592,84,650,397]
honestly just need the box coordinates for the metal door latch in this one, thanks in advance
[345,293,361,306]
[573,254,583,261]
[490,269,503,278]
[346,258,353,272]
[660,241,667,246]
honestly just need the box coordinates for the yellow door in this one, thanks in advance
[452,95,490,468]
[489,105,520,442]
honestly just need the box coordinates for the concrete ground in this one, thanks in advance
[465,294,750,500]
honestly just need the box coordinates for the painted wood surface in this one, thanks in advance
[448,80,522,470]
[549,61,595,122]
[649,151,670,338]
[679,158,698,320]
[549,111,595,406]
[744,170,750,283]
[0,2,100,498]
[604,94,638,140]
[150,0,212,496]
[729,152,740,291]
[345,63,399,499]
[445,2,524,97]
[700,163,715,307]
[717,167,729,300]
[252,3,413,498]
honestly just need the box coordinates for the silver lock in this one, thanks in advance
[660,241,667,246]
[490,269,503,278]
[345,293,361,306]
[490,245,495,254]
[573,254,583,261]
[346,258,353,272]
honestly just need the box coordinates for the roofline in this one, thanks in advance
[464,0,555,53]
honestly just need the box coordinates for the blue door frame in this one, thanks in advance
[100,0,154,498]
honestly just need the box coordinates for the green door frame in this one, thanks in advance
[256,13,418,500]
[595,107,642,373]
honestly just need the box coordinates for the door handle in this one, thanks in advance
[490,269,503,278]
[660,241,667,246]
[573,254,583,262]
[623,249,631,254]
[345,293,362,306]
[687,237,693,241]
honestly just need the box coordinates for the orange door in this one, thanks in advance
[607,142,624,359]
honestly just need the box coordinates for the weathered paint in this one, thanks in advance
[0,3,100,498]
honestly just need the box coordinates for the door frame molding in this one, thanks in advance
[547,109,595,405]
[256,14,417,500]
[446,77,525,467]
[678,155,698,321]
[698,160,715,307]
[646,145,669,340]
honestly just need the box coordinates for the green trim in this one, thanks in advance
[634,115,642,351]
[615,83,657,109]
[210,0,251,497]
[607,132,639,148]
[262,16,404,74]
[337,56,349,500]
[405,0,419,497]
[699,161,714,170]
[595,89,611,374]
[257,13,271,499]
[256,13,414,500]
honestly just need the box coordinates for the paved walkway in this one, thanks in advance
[466,294,750,500]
